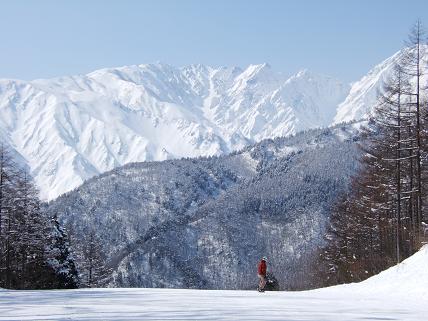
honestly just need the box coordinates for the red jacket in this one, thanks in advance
[258,260,267,276]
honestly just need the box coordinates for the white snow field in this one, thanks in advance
[1,246,427,321]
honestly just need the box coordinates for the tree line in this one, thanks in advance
[319,21,428,285]
[0,145,78,289]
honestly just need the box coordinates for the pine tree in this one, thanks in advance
[45,216,79,289]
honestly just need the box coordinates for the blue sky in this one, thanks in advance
[0,0,427,82]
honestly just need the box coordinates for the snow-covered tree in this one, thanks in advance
[45,216,79,289]
[77,229,111,287]
[0,143,78,289]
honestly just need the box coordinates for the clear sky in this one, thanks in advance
[1,0,427,82]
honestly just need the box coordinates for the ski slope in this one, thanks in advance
[1,246,427,320]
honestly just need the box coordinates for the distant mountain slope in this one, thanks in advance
[0,64,348,200]
[334,46,428,124]
[2,48,425,200]
[46,123,361,290]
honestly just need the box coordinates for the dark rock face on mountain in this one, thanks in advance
[46,123,361,290]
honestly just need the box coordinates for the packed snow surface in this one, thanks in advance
[1,246,426,320]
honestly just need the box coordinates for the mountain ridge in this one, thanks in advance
[1,48,422,200]
[0,62,349,200]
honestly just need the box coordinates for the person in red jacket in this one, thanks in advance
[257,256,267,292]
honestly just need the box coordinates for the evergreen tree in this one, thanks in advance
[45,216,79,289]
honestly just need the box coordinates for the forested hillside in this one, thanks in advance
[47,123,361,290]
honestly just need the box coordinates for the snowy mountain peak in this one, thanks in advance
[334,45,428,124]
[294,68,311,78]
[236,63,277,85]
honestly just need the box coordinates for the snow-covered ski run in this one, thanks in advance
[1,245,427,321]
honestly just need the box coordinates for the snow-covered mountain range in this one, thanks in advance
[0,48,423,199]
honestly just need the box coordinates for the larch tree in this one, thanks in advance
[0,143,78,289]
[320,22,428,286]
[401,20,427,229]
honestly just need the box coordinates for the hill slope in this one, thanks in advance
[47,123,361,290]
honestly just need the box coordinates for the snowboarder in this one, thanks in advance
[257,256,267,292]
